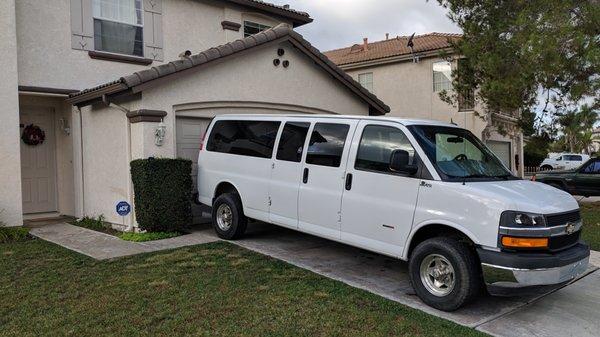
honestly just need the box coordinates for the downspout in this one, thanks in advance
[77,106,85,216]
[102,96,135,232]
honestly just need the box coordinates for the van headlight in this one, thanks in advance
[500,211,546,228]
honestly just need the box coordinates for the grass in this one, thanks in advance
[0,240,486,337]
[580,202,600,251]
[119,231,181,242]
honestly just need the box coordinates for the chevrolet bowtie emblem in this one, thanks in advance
[565,222,576,235]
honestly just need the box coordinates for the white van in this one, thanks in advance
[540,153,590,171]
[197,114,589,311]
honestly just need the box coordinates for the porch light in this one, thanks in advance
[155,119,166,146]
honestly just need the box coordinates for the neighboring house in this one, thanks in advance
[324,34,524,177]
[0,0,388,227]
[592,128,600,155]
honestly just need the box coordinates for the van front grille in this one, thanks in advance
[545,210,581,227]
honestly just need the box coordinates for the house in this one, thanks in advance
[0,0,388,227]
[324,34,525,177]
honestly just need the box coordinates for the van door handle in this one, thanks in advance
[303,168,309,184]
[345,173,353,190]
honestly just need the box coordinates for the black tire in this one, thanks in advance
[408,237,482,311]
[212,193,247,240]
[540,165,553,171]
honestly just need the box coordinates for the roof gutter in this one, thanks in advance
[67,82,128,106]
[336,47,456,71]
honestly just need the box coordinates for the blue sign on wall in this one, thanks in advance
[116,201,131,216]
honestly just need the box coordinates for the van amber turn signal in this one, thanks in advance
[501,236,548,248]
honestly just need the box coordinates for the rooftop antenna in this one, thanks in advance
[407,33,419,63]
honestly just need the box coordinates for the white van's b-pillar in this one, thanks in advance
[0,0,24,227]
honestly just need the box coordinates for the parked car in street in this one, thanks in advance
[539,153,590,171]
[197,115,589,311]
[533,158,600,196]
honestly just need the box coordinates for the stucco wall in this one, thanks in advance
[0,0,23,227]
[141,40,371,157]
[344,57,488,138]
[80,104,134,225]
[15,0,291,91]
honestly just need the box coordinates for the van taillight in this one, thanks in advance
[199,133,206,151]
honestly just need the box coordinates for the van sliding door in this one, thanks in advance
[297,120,358,240]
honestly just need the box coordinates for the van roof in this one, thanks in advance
[213,114,461,128]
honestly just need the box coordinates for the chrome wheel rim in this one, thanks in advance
[216,204,233,231]
[419,254,455,297]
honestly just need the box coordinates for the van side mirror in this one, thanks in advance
[389,149,418,175]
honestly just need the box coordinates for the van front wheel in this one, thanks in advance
[408,237,481,311]
[212,193,247,240]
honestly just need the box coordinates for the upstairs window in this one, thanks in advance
[358,73,374,93]
[433,61,452,92]
[93,0,144,56]
[244,21,271,37]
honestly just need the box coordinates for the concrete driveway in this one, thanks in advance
[224,221,600,337]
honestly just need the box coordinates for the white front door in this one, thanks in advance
[269,121,311,228]
[20,107,57,214]
[298,120,357,240]
[340,121,421,257]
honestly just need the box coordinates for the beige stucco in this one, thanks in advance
[343,56,524,176]
[0,0,23,227]
[15,0,292,91]
[77,40,370,226]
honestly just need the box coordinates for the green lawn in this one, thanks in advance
[581,202,600,251]
[0,239,486,337]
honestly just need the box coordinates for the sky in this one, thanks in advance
[269,0,461,51]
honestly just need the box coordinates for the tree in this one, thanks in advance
[553,104,599,153]
[434,0,599,126]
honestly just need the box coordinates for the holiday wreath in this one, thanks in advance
[21,124,45,146]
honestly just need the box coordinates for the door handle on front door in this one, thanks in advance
[303,168,309,184]
[345,173,353,190]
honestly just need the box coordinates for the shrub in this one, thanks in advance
[130,158,192,233]
[118,232,181,242]
[72,215,120,236]
[0,227,31,244]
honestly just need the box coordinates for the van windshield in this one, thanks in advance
[408,125,515,181]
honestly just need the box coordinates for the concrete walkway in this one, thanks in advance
[29,221,600,337]
[29,223,219,260]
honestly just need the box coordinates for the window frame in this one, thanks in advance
[358,72,374,93]
[432,60,452,92]
[92,0,144,57]
[243,21,271,37]
[354,124,419,177]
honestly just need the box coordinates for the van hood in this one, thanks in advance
[467,179,578,214]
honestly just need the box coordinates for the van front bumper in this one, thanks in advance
[477,243,590,294]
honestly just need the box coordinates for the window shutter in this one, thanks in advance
[70,0,94,51]
[143,0,164,61]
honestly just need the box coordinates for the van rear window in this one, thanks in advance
[206,120,281,158]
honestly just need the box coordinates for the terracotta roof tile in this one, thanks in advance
[324,33,462,66]
[223,0,311,26]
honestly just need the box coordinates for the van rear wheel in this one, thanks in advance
[212,193,247,240]
[409,237,481,311]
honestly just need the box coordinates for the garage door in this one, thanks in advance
[176,117,212,224]
[486,140,511,170]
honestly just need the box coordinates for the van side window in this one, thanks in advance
[355,125,415,174]
[276,122,310,162]
[306,123,350,167]
[206,120,281,158]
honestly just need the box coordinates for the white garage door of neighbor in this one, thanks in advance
[176,117,212,224]
[486,141,511,170]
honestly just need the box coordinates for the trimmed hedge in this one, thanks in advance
[130,158,192,232]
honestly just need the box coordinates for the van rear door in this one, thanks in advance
[297,119,358,240]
